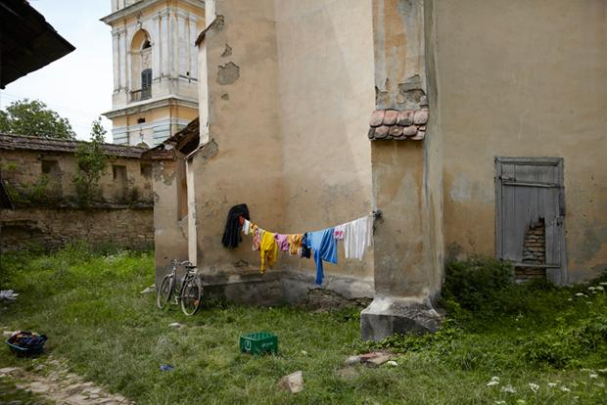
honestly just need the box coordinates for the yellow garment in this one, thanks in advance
[260,231,278,273]
[287,234,303,256]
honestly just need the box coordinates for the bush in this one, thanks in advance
[442,256,515,313]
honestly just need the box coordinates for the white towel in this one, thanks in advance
[343,215,373,260]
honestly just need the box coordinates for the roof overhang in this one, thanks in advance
[100,0,204,26]
[0,0,75,89]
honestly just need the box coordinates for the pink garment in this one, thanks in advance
[252,226,263,251]
[334,224,346,240]
[275,233,290,252]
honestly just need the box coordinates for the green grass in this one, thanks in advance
[0,246,606,404]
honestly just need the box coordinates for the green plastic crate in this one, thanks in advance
[239,332,278,355]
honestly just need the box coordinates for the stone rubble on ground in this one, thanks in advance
[278,370,304,394]
[0,355,132,404]
[344,351,395,368]
[140,284,155,294]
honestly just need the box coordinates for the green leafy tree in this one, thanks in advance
[0,99,76,139]
[73,118,108,206]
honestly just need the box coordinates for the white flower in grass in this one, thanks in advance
[517,400,527,405]
[598,369,607,374]
[595,382,605,388]
[575,293,584,297]
[599,282,607,286]
[501,385,516,394]
[529,383,540,393]
[560,386,570,392]
[596,286,604,291]
[548,382,557,388]
[495,401,506,405]
[588,286,596,291]
[487,380,500,387]
[590,373,598,379]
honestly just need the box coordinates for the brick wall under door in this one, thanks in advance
[496,158,566,284]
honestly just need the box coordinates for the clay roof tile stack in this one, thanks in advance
[368,108,428,141]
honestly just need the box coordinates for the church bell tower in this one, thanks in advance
[102,0,204,146]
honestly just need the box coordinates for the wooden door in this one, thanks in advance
[496,158,566,284]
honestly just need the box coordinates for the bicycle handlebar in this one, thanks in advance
[171,259,196,269]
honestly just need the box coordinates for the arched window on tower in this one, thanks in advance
[130,30,153,102]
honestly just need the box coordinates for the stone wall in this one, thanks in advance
[0,207,154,251]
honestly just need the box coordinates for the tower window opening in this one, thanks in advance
[138,117,146,124]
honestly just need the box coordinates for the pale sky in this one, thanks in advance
[0,0,114,141]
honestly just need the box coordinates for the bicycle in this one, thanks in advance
[157,259,203,316]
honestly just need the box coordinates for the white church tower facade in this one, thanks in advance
[102,0,204,146]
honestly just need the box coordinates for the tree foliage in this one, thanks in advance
[73,118,108,206]
[0,99,76,139]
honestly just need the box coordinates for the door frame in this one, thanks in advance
[495,157,567,284]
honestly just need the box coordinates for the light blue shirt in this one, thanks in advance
[306,228,338,285]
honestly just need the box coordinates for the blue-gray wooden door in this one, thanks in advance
[496,158,566,282]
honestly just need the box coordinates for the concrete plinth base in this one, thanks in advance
[360,297,442,341]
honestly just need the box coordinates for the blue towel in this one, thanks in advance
[306,228,338,285]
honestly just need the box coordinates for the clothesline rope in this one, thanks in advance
[238,210,382,236]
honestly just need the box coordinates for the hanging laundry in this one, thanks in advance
[242,219,251,235]
[306,228,338,285]
[334,224,346,240]
[260,231,278,273]
[343,215,373,260]
[287,234,303,256]
[275,234,290,252]
[252,225,263,251]
[300,233,312,259]
[221,204,250,248]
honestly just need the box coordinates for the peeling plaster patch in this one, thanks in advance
[195,15,225,46]
[449,175,493,204]
[577,226,607,263]
[217,62,240,85]
[221,44,232,57]
[221,93,230,101]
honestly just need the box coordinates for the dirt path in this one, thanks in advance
[0,356,132,405]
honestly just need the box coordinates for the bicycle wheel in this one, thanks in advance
[180,277,202,316]
[157,275,174,309]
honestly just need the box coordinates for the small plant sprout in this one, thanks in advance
[529,383,539,393]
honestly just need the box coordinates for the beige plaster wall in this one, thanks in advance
[152,159,189,281]
[274,0,375,280]
[433,0,607,282]
[191,0,285,273]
